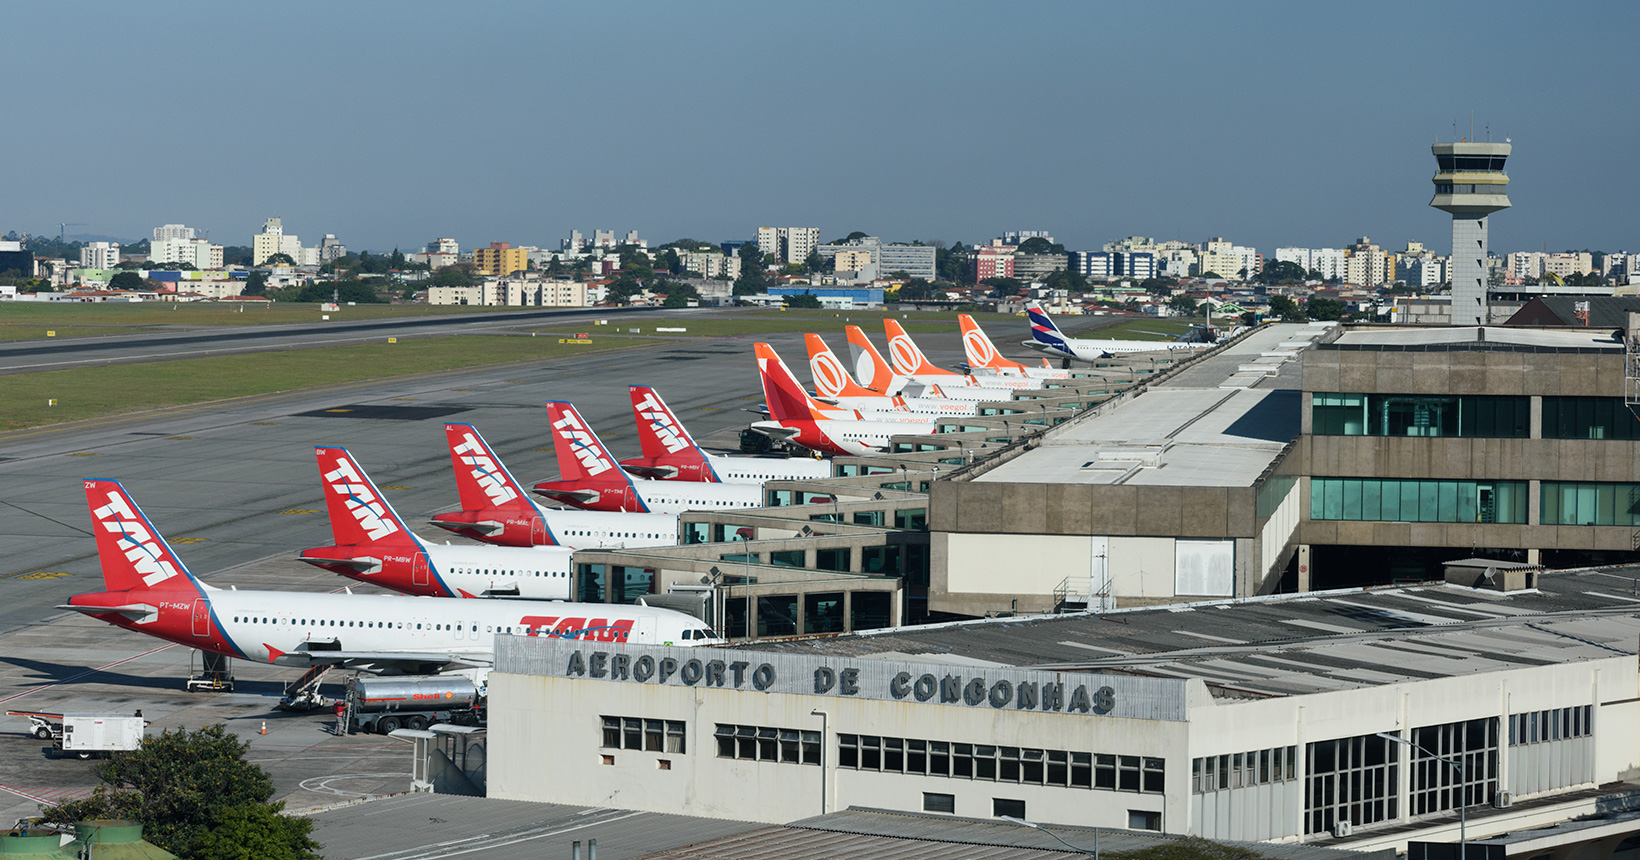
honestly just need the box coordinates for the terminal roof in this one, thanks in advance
[747,568,1640,699]
[1328,326,1621,351]
[973,324,1315,488]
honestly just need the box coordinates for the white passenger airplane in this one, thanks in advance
[750,342,937,456]
[432,423,679,550]
[618,385,832,483]
[958,314,1071,380]
[1023,301,1216,363]
[532,402,764,513]
[299,446,577,600]
[62,479,722,676]
[803,335,980,416]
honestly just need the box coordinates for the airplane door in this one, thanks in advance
[413,553,430,587]
[530,517,545,546]
[633,616,658,644]
[190,599,211,637]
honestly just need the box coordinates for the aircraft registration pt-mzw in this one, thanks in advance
[61,480,723,677]
[1023,301,1214,363]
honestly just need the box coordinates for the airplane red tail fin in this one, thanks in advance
[959,314,1025,371]
[444,424,534,513]
[805,334,878,397]
[315,447,422,550]
[83,479,202,594]
[628,386,709,465]
[844,325,898,393]
[756,342,829,421]
[545,402,628,485]
[883,318,956,376]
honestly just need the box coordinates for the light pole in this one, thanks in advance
[1000,815,1098,858]
[810,709,827,815]
[1377,732,1466,860]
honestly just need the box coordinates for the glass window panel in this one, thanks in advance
[1437,481,1458,522]
[1361,480,1382,522]
[1342,479,1362,520]
[1457,482,1478,523]
[1323,479,1343,520]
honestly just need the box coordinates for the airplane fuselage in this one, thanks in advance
[301,541,574,600]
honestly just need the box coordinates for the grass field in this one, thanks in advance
[0,335,642,432]
[544,308,1022,339]
[0,302,530,342]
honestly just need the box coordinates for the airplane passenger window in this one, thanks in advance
[416,623,422,629]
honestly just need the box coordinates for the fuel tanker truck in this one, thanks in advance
[344,675,485,735]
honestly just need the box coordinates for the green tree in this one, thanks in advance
[242,271,268,296]
[1268,295,1306,322]
[617,244,653,279]
[429,266,477,287]
[784,293,822,308]
[828,231,870,245]
[41,725,317,860]
[1042,267,1087,294]
[108,271,144,290]
[262,252,296,266]
[1260,260,1307,285]
[1138,277,1178,297]
[733,242,767,296]
[389,248,405,269]
[936,242,970,283]
[1199,270,1224,279]
[897,279,943,301]
[981,276,1024,298]
[1305,296,1346,321]
[190,803,322,860]
[1168,294,1199,315]
[1016,237,1066,255]
[659,248,683,275]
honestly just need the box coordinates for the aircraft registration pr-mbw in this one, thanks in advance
[61,480,722,676]
[532,402,763,514]
[432,423,678,549]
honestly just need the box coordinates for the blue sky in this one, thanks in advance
[9,1,1635,256]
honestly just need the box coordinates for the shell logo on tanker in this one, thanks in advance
[518,616,634,642]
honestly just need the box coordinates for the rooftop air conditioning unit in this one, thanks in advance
[1494,791,1513,809]
[1332,821,1353,838]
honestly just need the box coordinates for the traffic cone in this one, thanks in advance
[259,720,267,735]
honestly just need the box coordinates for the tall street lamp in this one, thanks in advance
[1000,815,1098,858]
[1377,731,1467,860]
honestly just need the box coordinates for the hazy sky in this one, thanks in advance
[9,1,1635,256]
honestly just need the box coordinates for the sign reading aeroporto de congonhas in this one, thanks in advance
[496,636,1188,721]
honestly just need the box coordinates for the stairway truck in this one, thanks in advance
[346,675,484,735]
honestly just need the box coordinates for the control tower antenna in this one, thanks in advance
[1429,136,1511,325]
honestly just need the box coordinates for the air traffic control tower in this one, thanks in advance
[1431,140,1510,325]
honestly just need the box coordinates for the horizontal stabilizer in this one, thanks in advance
[56,602,156,621]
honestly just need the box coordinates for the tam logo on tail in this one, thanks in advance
[322,456,400,541]
[452,432,519,506]
[633,391,689,454]
[90,487,182,588]
[551,407,614,476]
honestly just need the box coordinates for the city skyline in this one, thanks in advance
[7,1,1636,256]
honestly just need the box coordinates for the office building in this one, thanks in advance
[683,251,740,280]
[1003,230,1055,245]
[252,217,308,266]
[1431,141,1511,325]
[319,234,347,263]
[151,224,197,242]
[1197,238,1242,280]
[1343,237,1391,287]
[1072,251,1114,281]
[1114,252,1157,280]
[472,242,528,277]
[1012,251,1068,283]
[79,241,121,270]
[428,278,589,307]
[970,246,1014,281]
[757,227,821,265]
[149,237,224,270]
[0,241,34,278]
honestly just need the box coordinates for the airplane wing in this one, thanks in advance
[274,649,493,674]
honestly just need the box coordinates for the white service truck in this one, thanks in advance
[8,711,148,759]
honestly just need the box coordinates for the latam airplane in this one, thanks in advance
[803,334,978,417]
[958,314,1071,380]
[750,342,937,456]
[618,386,831,484]
[882,319,1042,390]
[1023,301,1215,363]
[61,479,722,676]
[842,325,1024,402]
[432,423,679,549]
[532,402,764,513]
[299,447,576,599]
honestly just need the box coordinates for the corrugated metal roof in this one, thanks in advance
[303,794,764,860]
[743,569,1640,698]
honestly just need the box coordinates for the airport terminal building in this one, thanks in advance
[487,569,1640,852]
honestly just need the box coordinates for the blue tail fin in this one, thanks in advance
[1026,303,1067,347]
